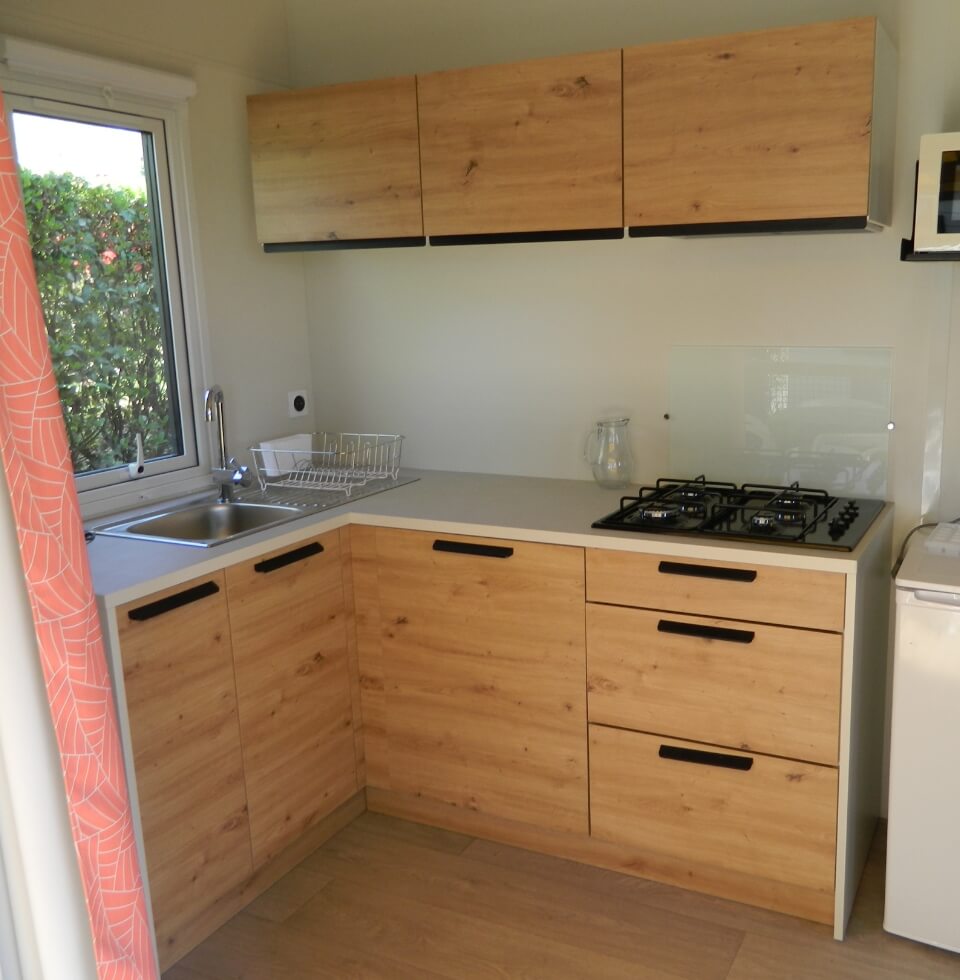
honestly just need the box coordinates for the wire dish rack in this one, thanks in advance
[250,432,403,496]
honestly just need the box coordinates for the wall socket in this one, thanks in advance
[287,389,309,418]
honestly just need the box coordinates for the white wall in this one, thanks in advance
[289,0,960,546]
[0,0,315,461]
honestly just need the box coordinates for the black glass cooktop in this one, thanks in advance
[593,475,884,551]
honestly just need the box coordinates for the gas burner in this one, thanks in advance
[679,500,707,517]
[773,507,807,526]
[676,487,706,501]
[777,493,804,507]
[639,503,681,522]
[751,510,780,532]
[751,507,807,531]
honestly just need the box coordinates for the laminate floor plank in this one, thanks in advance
[164,814,960,980]
[286,874,665,980]
[461,835,679,901]
[243,866,332,924]
[159,964,213,980]
[726,930,960,980]
[301,820,742,979]
[174,911,450,980]
[466,835,830,945]
[350,809,474,854]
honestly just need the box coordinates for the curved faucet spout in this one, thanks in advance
[203,385,228,471]
[203,384,250,501]
[203,384,224,421]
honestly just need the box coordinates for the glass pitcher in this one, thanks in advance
[585,417,634,489]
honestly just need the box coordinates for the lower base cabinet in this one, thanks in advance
[227,531,358,867]
[113,512,888,965]
[116,531,358,970]
[588,725,838,924]
[117,572,253,965]
[371,528,588,835]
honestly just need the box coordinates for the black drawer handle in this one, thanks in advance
[657,619,755,644]
[127,580,219,621]
[658,744,753,771]
[657,560,757,583]
[254,541,323,573]
[432,539,514,559]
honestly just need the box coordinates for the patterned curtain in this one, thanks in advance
[0,93,156,978]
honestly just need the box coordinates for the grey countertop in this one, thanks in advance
[88,468,890,607]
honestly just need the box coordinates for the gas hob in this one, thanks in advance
[592,475,884,551]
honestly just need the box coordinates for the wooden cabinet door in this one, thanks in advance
[589,725,837,924]
[624,18,876,228]
[418,51,622,237]
[586,603,842,765]
[117,573,252,969]
[586,548,845,633]
[227,531,357,867]
[376,529,588,834]
[247,75,423,244]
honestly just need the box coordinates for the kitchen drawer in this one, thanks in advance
[587,604,841,765]
[589,725,837,924]
[586,549,845,632]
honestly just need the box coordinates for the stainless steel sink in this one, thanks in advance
[94,500,309,547]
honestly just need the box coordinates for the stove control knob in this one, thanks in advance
[829,519,845,539]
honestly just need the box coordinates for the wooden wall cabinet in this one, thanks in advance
[247,75,424,247]
[117,573,252,967]
[417,50,623,239]
[227,531,358,867]
[248,17,895,247]
[370,529,588,834]
[624,17,895,232]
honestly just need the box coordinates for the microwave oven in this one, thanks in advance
[912,132,960,254]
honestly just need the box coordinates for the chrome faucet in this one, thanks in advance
[203,385,252,502]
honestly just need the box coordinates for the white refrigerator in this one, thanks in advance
[885,532,960,952]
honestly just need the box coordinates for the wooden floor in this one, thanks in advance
[164,812,960,979]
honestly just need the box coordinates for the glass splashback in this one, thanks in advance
[668,347,892,498]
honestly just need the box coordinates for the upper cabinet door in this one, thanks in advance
[418,51,623,239]
[247,76,424,246]
[624,18,878,231]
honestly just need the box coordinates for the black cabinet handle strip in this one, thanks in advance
[264,236,426,252]
[128,580,220,621]
[658,744,754,771]
[657,619,755,644]
[657,560,757,583]
[254,541,323,574]
[429,227,625,246]
[433,539,514,559]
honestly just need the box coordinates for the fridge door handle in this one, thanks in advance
[901,588,960,608]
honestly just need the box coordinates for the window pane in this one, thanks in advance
[12,112,183,476]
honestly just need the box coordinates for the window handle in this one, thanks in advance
[127,433,145,478]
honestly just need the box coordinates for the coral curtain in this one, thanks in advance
[0,94,156,978]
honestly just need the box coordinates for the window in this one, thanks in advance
[1,38,208,514]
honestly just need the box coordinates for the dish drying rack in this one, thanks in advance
[250,432,403,496]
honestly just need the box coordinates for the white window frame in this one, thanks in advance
[0,37,215,518]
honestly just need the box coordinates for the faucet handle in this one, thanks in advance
[227,458,253,489]
[127,433,146,478]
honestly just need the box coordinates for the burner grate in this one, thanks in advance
[594,475,883,551]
